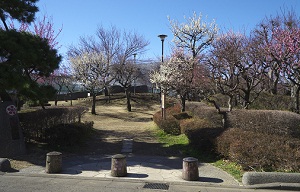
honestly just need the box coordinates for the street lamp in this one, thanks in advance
[158,34,167,120]
[158,34,167,63]
[133,53,137,95]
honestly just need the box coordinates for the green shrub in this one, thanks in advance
[182,118,224,151]
[215,128,300,172]
[19,106,88,142]
[45,121,93,147]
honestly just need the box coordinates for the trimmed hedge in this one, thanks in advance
[215,128,300,172]
[19,106,88,142]
[45,122,93,147]
[181,118,223,150]
[153,104,181,135]
[227,109,300,138]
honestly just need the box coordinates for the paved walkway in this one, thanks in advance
[18,154,240,186]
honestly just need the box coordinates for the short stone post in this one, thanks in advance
[0,158,11,172]
[182,157,199,181]
[111,154,127,177]
[46,151,62,173]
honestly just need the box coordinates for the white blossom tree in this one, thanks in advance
[69,51,111,114]
[156,12,218,112]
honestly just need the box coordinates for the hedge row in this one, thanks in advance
[215,128,300,172]
[45,122,93,147]
[154,101,300,172]
[227,109,300,138]
[19,106,88,142]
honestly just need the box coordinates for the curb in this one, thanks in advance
[244,183,300,191]
[242,172,300,190]
[2,172,300,191]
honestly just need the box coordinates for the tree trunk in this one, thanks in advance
[243,90,251,109]
[296,88,300,114]
[105,86,110,103]
[291,85,300,114]
[91,93,96,115]
[206,98,221,113]
[125,89,131,112]
[227,95,233,112]
[180,94,186,112]
[54,96,58,106]
[270,79,278,95]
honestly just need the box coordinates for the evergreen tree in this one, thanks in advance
[0,0,39,30]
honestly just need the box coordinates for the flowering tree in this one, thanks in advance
[8,14,62,49]
[266,27,300,112]
[69,51,111,114]
[253,9,300,95]
[150,48,211,112]
[163,12,218,112]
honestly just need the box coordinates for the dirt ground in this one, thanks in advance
[9,97,181,170]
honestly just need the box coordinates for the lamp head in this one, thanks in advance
[158,34,167,41]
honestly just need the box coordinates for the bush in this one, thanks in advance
[215,128,300,172]
[45,121,93,147]
[181,118,224,151]
[227,109,300,138]
[249,92,292,110]
[186,102,224,128]
[153,104,182,135]
[153,111,181,135]
[19,106,88,142]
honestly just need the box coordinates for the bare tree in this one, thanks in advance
[112,61,141,111]
[111,31,149,111]
[208,31,246,111]
[208,31,266,110]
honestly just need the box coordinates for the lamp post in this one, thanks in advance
[158,34,167,120]
[133,53,137,95]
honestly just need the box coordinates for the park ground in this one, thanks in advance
[9,96,183,170]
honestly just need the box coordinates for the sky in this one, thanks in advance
[35,0,300,65]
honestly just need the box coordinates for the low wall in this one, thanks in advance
[242,172,300,185]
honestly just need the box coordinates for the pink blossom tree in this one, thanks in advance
[266,27,300,112]
[8,14,62,49]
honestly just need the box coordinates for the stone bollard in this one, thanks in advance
[0,158,11,172]
[111,154,127,177]
[46,151,62,173]
[182,157,199,181]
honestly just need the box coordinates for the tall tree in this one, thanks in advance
[111,31,149,111]
[0,0,39,101]
[168,12,218,112]
[254,8,300,95]
[69,26,149,111]
[8,14,62,49]
[0,29,61,106]
[112,61,141,111]
[0,0,38,31]
[69,51,111,114]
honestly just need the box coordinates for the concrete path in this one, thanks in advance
[18,154,240,186]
